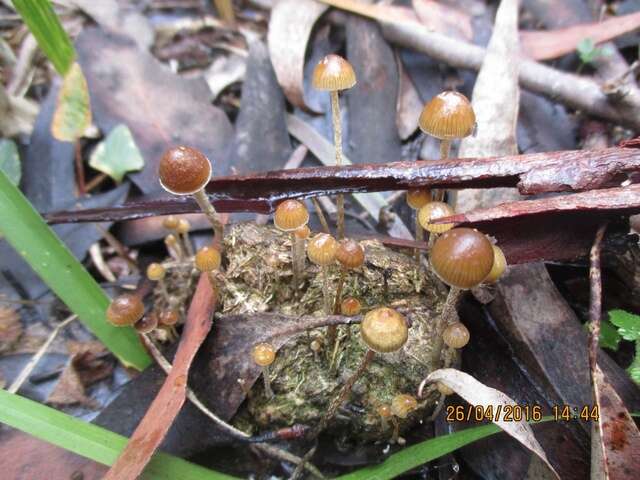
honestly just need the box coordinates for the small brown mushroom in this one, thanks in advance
[252,342,276,399]
[274,200,310,291]
[307,233,338,315]
[106,293,144,327]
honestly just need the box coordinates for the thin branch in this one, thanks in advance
[589,223,608,372]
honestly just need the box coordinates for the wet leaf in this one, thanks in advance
[51,63,92,142]
[267,0,328,111]
[88,124,144,183]
[0,139,21,186]
[426,368,559,478]
[609,310,640,341]
[592,363,640,478]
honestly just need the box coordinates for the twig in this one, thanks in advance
[588,223,608,372]
[8,314,77,394]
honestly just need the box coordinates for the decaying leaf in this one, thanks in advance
[412,0,473,41]
[51,62,92,142]
[0,307,22,354]
[592,363,640,478]
[88,124,144,182]
[267,0,328,111]
[67,340,113,387]
[0,83,38,137]
[46,358,97,408]
[0,139,21,186]
[395,57,423,140]
[425,368,559,479]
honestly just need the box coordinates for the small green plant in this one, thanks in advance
[576,38,610,71]
[608,310,640,385]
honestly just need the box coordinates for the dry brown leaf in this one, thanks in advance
[592,363,640,478]
[0,306,22,354]
[522,11,640,61]
[396,56,423,140]
[426,368,559,479]
[47,358,97,408]
[67,340,113,387]
[412,0,473,41]
[267,0,328,111]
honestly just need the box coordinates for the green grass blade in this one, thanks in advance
[12,0,75,75]
[0,390,237,480]
[0,170,150,369]
[337,417,554,480]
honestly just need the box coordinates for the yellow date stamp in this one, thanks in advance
[445,404,600,422]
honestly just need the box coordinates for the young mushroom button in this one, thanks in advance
[418,202,455,234]
[361,307,408,353]
[442,322,470,349]
[106,293,144,327]
[274,200,310,292]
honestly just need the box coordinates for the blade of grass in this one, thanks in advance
[0,170,150,369]
[336,417,554,480]
[12,0,75,75]
[0,390,237,480]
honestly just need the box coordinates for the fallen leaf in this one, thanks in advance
[204,54,246,100]
[0,83,39,137]
[88,124,144,182]
[395,57,423,141]
[104,273,216,480]
[0,139,21,186]
[67,340,113,387]
[412,0,473,41]
[76,28,233,193]
[0,307,21,354]
[425,368,559,478]
[47,357,97,408]
[521,11,640,61]
[267,0,328,111]
[592,363,640,478]
[51,62,92,142]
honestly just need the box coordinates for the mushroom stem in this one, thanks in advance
[391,416,400,444]
[321,264,331,315]
[290,232,302,292]
[311,197,331,234]
[330,90,345,239]
[312,349,375,437]
[432,287,462,365]
[327,267,347,356]
[434,140,451,202]
[193,189,224,246]
[414,213,424,291]
[262,365,274,399]
[180,231,194,257]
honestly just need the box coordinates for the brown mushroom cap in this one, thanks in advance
[442,322,470,349]
[406,189,431,210]
[294,224,311,240]
[252,342,276,367]
[146,263,166,281]
[336,239,365,269]
[159,146,212,195]
[106,293,144,327]
[134,313,158,334]
[418,202,455,234]
[419,91,476,140]
[341,297,362,316]
[274,200,309,232]
[307,233,338,266]
[483,245,507,284]
[312,54,357,91]
[390,394,418,419]
[377,404,392,418]
[430,228,494,289]
[361,307,408,353]
[195,246,222,272]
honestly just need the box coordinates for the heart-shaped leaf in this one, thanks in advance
[89,124,144,182]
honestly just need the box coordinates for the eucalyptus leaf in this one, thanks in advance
[89,124,144,182]
[0,139,21,186]
[51,62,92,142]
[609,309,640,341]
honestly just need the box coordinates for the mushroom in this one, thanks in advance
[483,245,507,284]
[106,293,144,327]
[340,297,362,316]
[252,342,276,399]
[176,218,194,257]
[158,146,224,244]
[194,245,222,292]
[442,321,470,349]
[429,227,494,362]
[307,233,338,315]
[146,262,171,305]
[164,233,183,261]
[162,215,179,230]
[418,201,455,235]
[312,54,357,239]
[134,312,158,334]
[406,188,432,270]
[390,393,418,443]
[273,200,310,292]
[419,91,475,201]
[333,239,365,312]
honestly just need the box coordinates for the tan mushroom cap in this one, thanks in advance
[274,200,309,232]
[391,394,418,418]
[418,202,455,234]
[294,224,311,240]
[195,246,222,272]
[336,239,365,269]
[307,233,338,266]
[146,263,166,281]
[419,91,476,140]
[483,245,507,284]
[312,54,357,91]
[159,309,180,326]
[159,146,212,195]
[252,342,276,367]
[430,228,494,289]
[106,293,144,327]
[361,307,408,353]
[134,313,158,334]
[341,297,362,316]
[406,189,431,210]
[442,322,470,349]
